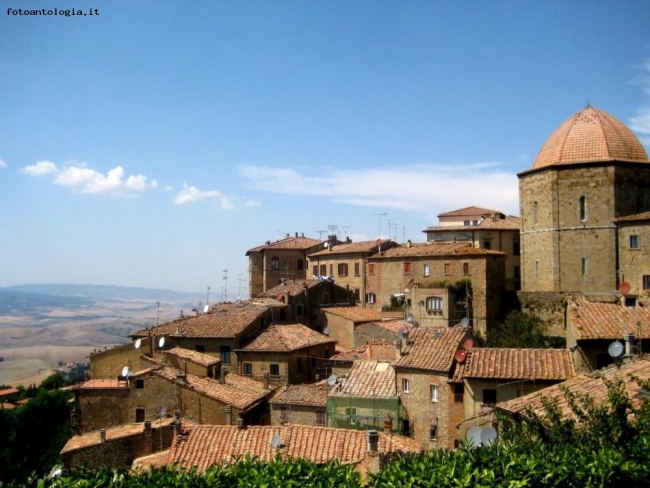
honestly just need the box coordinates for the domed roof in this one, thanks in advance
[532,106,649,170]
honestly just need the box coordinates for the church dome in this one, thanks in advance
[532,106,649,169]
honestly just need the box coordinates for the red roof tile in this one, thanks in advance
[136,357,271,411]
[369,242,505,259]
[166,347,221,367]
[309,239,393,257]
[614,211,650,223]
[372,320,412,334]
[131,301,268,339]
[322,306,382,323]
[330,341,398,362]
[260,279,336,298]
[424,215,521,233]
[568,296,650,340]
[530,106,649,170]
[437,206,501,217]
[496,358,650,422]
[457,348,575,381]
[236,324,335,352]
[246,236,323,254]
[270,384,329,407]
[73,379,129,390]
[332,361,397,399]
[166,424,421,469]
[0,388,20,398]
[393,326,468,372]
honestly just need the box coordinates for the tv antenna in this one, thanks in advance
[156,302,161,327]
[315,230,327,239]
[238,273,246,300]
[206,286,211,307]
[342,225,349,239]
[327,224,338,237]
[223,269,228,301]
[374,213,387,240]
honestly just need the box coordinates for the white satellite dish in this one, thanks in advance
[608,340,624,359]
[323,242,329,248]
[397,329,409,340]
[158,337,166,349]
[460,317,470,329]
[326,374,338,387]
[203,305,209,313]
[271,434,281,448]
[480,426,498,445]
[466,426,482,447]
[323,326,330,335]
[121,366,129,378]
[407,313,414,324]
[134,338,142,349]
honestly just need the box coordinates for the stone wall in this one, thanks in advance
[517,291,566,337]
[270,403,325,426]
[74,387,131,433]
[90,338,152,379]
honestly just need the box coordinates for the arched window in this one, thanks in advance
[579,196,586,221]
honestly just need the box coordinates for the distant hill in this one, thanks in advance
[2,284,203,302]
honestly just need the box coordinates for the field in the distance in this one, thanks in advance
[0,285,201,386]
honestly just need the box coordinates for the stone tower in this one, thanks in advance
[518,106,650,293]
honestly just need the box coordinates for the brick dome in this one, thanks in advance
[532,106,649,169]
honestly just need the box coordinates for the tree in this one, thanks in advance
[486,310,562,348]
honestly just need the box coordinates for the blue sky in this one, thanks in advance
[1,1,649,295]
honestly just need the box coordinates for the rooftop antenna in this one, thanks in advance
[207,286,211,307]
[402,226,406,243]
[392,223,398,241]
[327,224,338,236]
[156,302,161,327]
[238,273,245,300]
[374,213,387,251]
[315,230,327,239]
[223,269,228,301]
[342,225,349,239]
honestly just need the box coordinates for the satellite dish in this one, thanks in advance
[323,326,330,335]
[134,338,142,349]
[463,338,475,350]
[160,406,168,416]
[466,426,482,447]
[608,340,624,359]
[203,305,209,314]
[323,242,329,248]
[271,434,281,448]
[326,374,338,387]
[407,313,414,324]
[455,349,468,363]
[480,426,498,445]
[158,337,166,349]
[121,366,129,378]
[618,282,631,295]
[397,329,409,340]
[460,317,470,329]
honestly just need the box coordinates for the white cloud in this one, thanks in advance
[239,163,520,217]
[630,105,650,136]
[22,160,156,197]
[173,183,235,209]
[245,199,261,207]
[0,159,5,168]
[22,160,58,175]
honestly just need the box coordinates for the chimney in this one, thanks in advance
[143,420,153,455]
[315,374,320,382]
[366,430,379,454]
[263,371,269,390]
[220,367,226,384]
[144,420,152,432]
[394,339,403,358]
[100,429,106,444]
[225,405,232,425]
[236,418,244,429]
[295,232,298,238]
[625,332,635,356]
[383,415,393,434]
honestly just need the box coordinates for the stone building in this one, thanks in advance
[392,326,472,450]
[307,239,395,305]
[565,295,650,373]
[269,383,329,426]
[355,319,412,346]
[246,233,328,297]
[615,211,650,305]
[317,305,382,349]
[366,242,506,336]
[423,206,521,291]
[453,347,575,437]
[328,341,398,376]
[234,323,336,386]
[518,105,650,295]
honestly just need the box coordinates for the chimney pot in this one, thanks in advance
[100,429,106,443]
[625,332,635,356]
[263,371,269,389]
[236,418,244,429]
[366,430,379,453]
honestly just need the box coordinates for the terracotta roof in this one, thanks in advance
[246,236,323,254]
[166,424,421,469]
[456,348,575,381]
[136,357,271,411]
[308,239,393,257]
[61,418,173,454]
[369,242,506,259]
[131,301,268,339]
[132,450,171,471]
[424,215,521,233]
[236,324,335,352]
[259,279,335,298]
[332,361,397,399]
[73,379,129,390]
[330,341,398,362]
[568,296,650,340]
[0,388,19,398]
[393,326,468,372]
[438,206,501,217]
[614,211,650,223]
[530,106,649,170]
[0,403,17,410]
[166,347,220,367]
[372,320,412,334]
[270,384,329,407]
[321,306,382,323]
[495,358,650,422]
